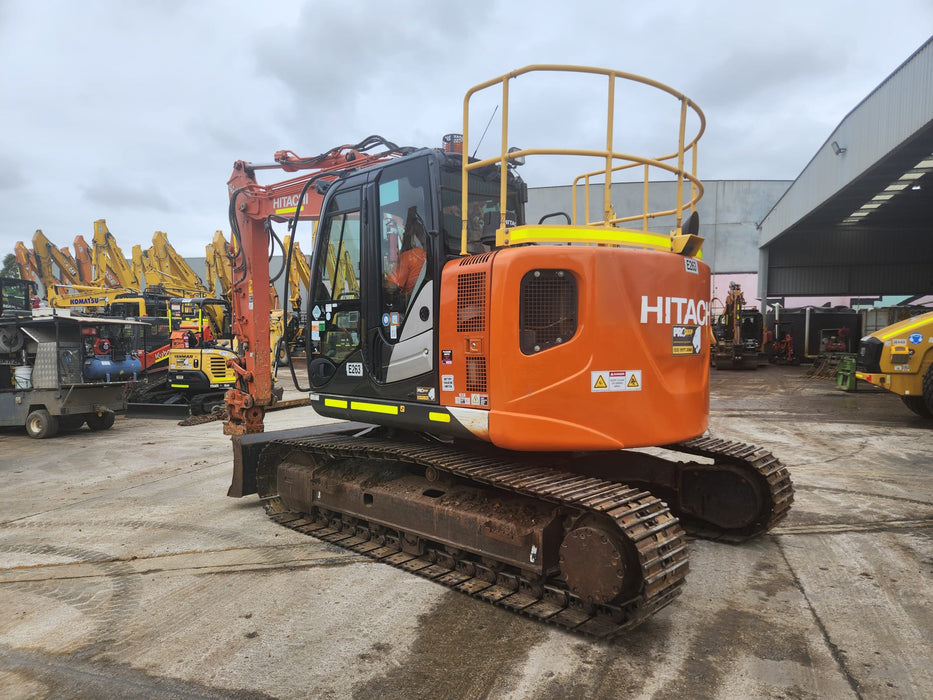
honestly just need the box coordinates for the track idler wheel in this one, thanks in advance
[559,521,634,605]
[680,463,763,531]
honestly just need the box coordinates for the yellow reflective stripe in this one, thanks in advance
[881,317,931,340]
[505,225,670,250]
[428,412,451,423]
[170,384,189,388]
[350,401,399,415]
[324,398,348,408]
[275,207,299,216]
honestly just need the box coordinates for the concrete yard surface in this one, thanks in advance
[1,366,931,699]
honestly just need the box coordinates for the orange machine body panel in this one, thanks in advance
[438,244,710,451]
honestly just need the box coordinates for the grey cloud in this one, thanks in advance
[1,0,932,260]
[0,157,25,190]
[81,178,173,213]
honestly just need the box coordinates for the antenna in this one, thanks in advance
[471,105,499,159]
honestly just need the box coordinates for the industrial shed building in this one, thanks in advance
[526,37,932,312]
[526,180,789,303]
[757,37,933,306]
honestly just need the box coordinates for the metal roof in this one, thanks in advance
[760,37,933,247]
[758,37,933,299]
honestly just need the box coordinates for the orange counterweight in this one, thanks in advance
[438,245,710,451]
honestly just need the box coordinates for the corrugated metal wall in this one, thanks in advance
[767,228,933,295]
[525,180,789,274]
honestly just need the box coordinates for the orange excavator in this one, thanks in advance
[225,66,793,637]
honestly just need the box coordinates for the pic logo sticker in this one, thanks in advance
[672,326,701,355]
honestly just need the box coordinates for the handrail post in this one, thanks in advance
[604,74,615,226]
[460,90,472,255]
[499,77,510,237]
[675,97,688,232]
[642,164,650,231]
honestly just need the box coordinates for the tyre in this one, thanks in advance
[276,339,289,366]
[86,411,116,431]
[922,363,933,418]
[59,415,86,431]
[25,409,59,439]
[200,395,226,414]
[901,395,932,418]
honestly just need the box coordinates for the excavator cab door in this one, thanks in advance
[307,153,438,403]
[368,158,435,387]
[307,186,365,390]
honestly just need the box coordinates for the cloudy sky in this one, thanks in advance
[1,0,931,260]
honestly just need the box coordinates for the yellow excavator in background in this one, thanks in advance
[163,296,240,414]
[31,229,80,291]
[204,230,233,300]
[857,310,933,418]
[283,235,311,309]
[206,229,291,366]
[132,231,228,334]
[14,242,40,292]
[30,229,104,310]
[32,227,160,314]
[147,295,285,414]
[144,231,211,298]
[711,282,764,370]
[274,234,311,365]
[92,219,141,290]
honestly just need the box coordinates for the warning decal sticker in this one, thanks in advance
[591,370,642,392]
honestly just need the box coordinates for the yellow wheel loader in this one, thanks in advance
[857,310,933,418]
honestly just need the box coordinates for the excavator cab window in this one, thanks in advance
[1,278,37,316]
[439,167,523,256]
[368,159,436,385]
[377,164,431,334]
[310,187,363,367]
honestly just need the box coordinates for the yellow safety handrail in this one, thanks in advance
[460,65,706,255]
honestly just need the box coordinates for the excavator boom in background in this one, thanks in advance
[13,224,289,417]
[145,231,211,298]
[225,66,793,637]
[31,229,82,302]
[13,242,40,293]
[204,230,233,300]
[72,235,93,284]
[92,219,140,290]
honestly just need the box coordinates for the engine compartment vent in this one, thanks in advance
[466,356,487,392]
[457,272,487,333]
[519,269,578,354]
[458,252,493,267]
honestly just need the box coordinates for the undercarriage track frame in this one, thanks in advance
[250,430,794,637]
[258,434,689,638]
